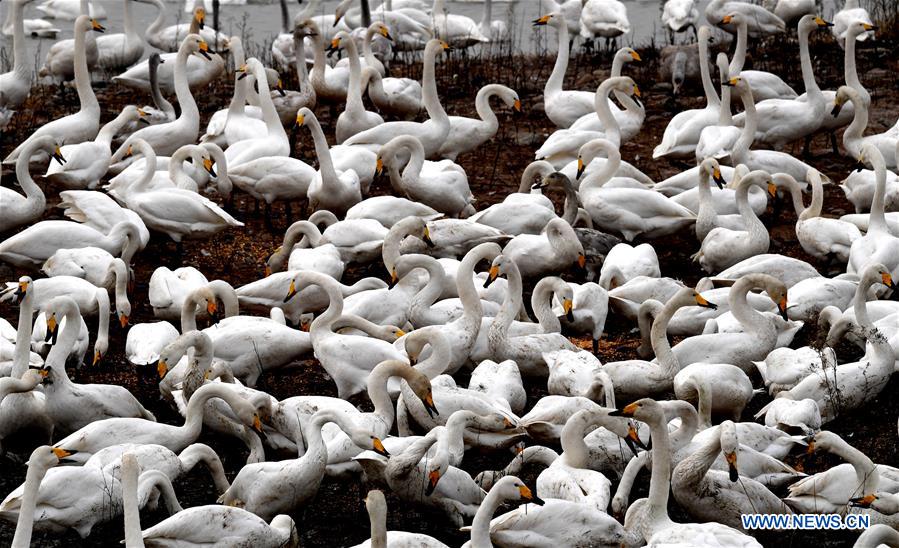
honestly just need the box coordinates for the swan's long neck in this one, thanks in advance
[737,180,768,244]
[227,42,249,118]
[421,42,448,123]
[179,292,205,333]
[123,0,139,42]
[362,26,379,69]
[650,296,681,376]
[294,33,311,84]
[344,36,366,115]
[11,286,35,386]
[121,457,144,548]
[145,0,167,39]
[207,280,239,317]
[697,166,716,227]
[12,460,50,548]
[560,413,592,468]
[843,89,868,158]
[97,109,136,147]
[92,288,111,362]
[692,376,714,429]
[594,82,622,146]
[367,497,388,548]
[470,483,512,547]
[531,277,563,332]
[474,85,501,132]
[366,361,410,430]
[148,57,173,115]
[399,138,427,192]
[307,114,340,185]
[183,385,246,442]
[797,22,822,98]
[492,263,524,340]
[409,255,445,310]
[545,22,570,97]
[698,29,719,107]
[868,150,888,233]
[729,21,748,74]
[44,301,80,385]
[10,0,27,77]
[177,443,231,493]
[13,140,47,216]
[844,28,869,105]
[802,174,824,220]
[581,146,620,192]
[644,410,674,533]
[284,221,324,255]
[310,275,345,332]
[413,330,452,379]
[251,61,285,139]
[729,275,771,335]
[678,423,721,483]
[830,436,878,495]
[278,0,290,34]
[74,20,99,112]
[173,40,199,125]
[732,84,757,163]
[455,246,492,327]
[559,179,579,225]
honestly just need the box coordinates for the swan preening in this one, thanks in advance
[1,0,898,546]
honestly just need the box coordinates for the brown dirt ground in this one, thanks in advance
[0,27,898,547]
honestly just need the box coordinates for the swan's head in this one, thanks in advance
[192,7,206,29]
[531,13,561,28]
[719,421,740,482]
[533,171,569,191]
[493,476,545,506]
[294,107,314,128]
[29,446,78,469]
[609,398,665,425]
[89,18,105,33]
[483,254,514,288]
[11,276,32,301]
[803,430,844,456]
[850,493,899,514]
[763,280,790,321]
[700,158,725,189]
[863,263,895,292]
[832,86,857,118]
[847,20,878,40]
[351,428,390,458]
[576,139,619,179]
[269,515,299,544]
[607,76,640,99]
[372,22,393,43]
[184,34,211,60]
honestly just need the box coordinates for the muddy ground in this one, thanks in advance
[1,26,898,547]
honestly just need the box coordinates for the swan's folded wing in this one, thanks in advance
[148,268,174,309]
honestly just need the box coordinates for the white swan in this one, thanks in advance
[706,0,785,35]
[0,219,140,269]
[502,218,585,279]
[438,83,520,161]
[432,0,489,48]
[484,254,578,376]
[111,35,211,162]
[673,364,754,429]
[578,139,696,241]
[333,31,384,144]
[3,15,101,166]
[720,12,796,102]
[147,5,224,52]
[51,382,263,464]
[835,86,898,170]
[832,0,874,48]
[1,136,61,232]
[670,273,789,371]
[95,0,144,71]
[696,53,742,162]
[345,39,450,159]
[295,18,349,103]
[36,0,105,19]
[297,108,364,216]
[118,139,244,242]
[796,169,862,263]
[0,0,33,110]
[219,409,389,520]
[847,145,899,276]
[45,105,145,190]
[119,452,298,547]
[532,12,593,128]
[731,15,830,149]
[38,0,99,82]
[580,0,630,42]
[378,135,474,217]
[662,0,699,35]
[5,446,76,548]
[693,170,773,273]
[351,490,449,548]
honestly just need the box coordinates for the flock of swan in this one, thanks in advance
[1,0,898,546]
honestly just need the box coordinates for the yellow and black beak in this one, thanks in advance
[119,313,129,328]
[777,296,789,321]
[609,401,640,417]
[483,265,499,288]
[196,8,205,29]
[712,167,724,189]
[831,96,844,118]
[576,157,586,179]
[91,19,105,33]
[372,437,390,457]
[203,156,216,178]
[532,14,551,26]
[198,40,212,60]
[513,99,521,112]
[862,23,878,32]
[284,279,298,302]
[52,447,78,463]
[45,313,58,344]
[881,271,895,290]
[632,84,641,98]
[422,227,434,248]
[137,108,151,125]
[426,468,441,495]
[206,300,218,323]
[695,292,717,310]
[724,77,740,87]
[52,146,66,164]
[375,156,383,175]
[295,112,305,127]
[849,494,877,508]
[815,16,834,27]
[236,63,249,80]
[92,350,102,367]
[276,78,286,96]
[252,414,263,433]
[576,253,586,270]
[767,181,777,198]
[725,451,738,482]
[440,40,451,51]
[563,298,574,322]
[157,359,168,379]
[380,27,394,42]
[518,484,545,505]
[630,50,642,62]
[124,144,134,158]
[13,281,28,300]
[623,421,648,455]
[422,391,439,418]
